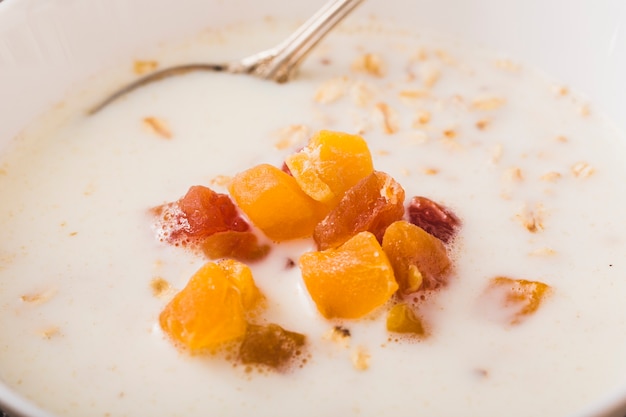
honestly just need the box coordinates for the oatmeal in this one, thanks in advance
[0,18,625,417]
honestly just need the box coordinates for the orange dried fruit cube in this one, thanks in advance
[229,164,324,241]
[482,277,552,325]
[285,130,374,205]
[300,231,398,319]
[382,220,452,293]
[386,303,427,337]
[314,171,405,250]
[201,231,270,262]
[159,260,264,351]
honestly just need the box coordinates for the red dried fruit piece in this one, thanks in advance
[314,171,405,250]
[178,185,249,237]
[407,196,460,244]
[238,323,306,371]
[153,185,249,246]
[202,231,270,262]
[382,220,452,293]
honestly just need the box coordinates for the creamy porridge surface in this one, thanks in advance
[0,19,625,417]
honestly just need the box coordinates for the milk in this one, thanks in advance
[0,19,625,417]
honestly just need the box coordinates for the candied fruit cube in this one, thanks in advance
[238,323,306,371]
[152,185,249,246]
[407,196,460,244]
[386,303,427,337]
[482,277,552,325]
[285,130,374,205]
[159,262,248,351]
[229,164,325,241]
[202,231,270,262]
[382,220,452,293]
[314,171,405,250]
[300,231,398,319]
[217,259,265,312]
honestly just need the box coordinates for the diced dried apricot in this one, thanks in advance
[159,262,249,351]
[239,323,306,371]
[285,130,374,206]
[482,277,552,325]
[152,185,249,246]
[228,164,325,241]
[314,171,405,250]
[159,260,263,351]
[201,231,270,262]
[300,231,398,319]
[407,196,460,243]
[386,303,427,337]
[382,220,452,293]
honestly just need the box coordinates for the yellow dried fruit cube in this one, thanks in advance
[386,303,427,337]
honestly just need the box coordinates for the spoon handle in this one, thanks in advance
[88,0,364,114]
[250,0,365,82]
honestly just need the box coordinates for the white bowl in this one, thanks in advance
[0,0,625,416]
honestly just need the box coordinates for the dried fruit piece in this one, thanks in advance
[386,303,427,337]
[285,130,374,206]
[314,171,405,250]
[201,231,270,262]
[217,259,265,312]
[407,196,460,244]
[482,277,551,325]
[152,185,249,246]
[228,164,325,241]
[300,231,398,319]
[239,323,306,371]
[382,221,452,293]
[159,262,250,351]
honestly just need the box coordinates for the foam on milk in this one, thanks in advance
[0,19,626,417]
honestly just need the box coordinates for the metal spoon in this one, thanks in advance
[88,0,364,114]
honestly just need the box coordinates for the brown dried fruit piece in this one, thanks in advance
[407,196,460,244]
[482,277,551,325]
[228,164,325,241]
[285,130,374,206]
[300,231,398,319]
[239,323,306,371]
[202,231,270,262]
[152,185,249,246]
[382,220,452,293]
[159,260,263,351]
[386,303,428,337]
[314,171,405,250]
